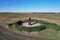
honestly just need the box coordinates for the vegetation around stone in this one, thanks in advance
[9,20,60,32]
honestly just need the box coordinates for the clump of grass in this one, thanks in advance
[10,24,46,32]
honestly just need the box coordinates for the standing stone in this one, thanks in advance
[28,18,31,25]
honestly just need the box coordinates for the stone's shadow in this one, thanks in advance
[8,20,24,26]
[16,21,24,25]
[8,23,13,26]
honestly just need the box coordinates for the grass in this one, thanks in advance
[8,19,60,40]
[0,31,2,40]
[9,24,46,32]
[0,13,60,24]
[39,29,60,40]
[0,13,60,40]
[9,19,60,32]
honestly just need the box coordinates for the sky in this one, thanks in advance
[0,0,60,12]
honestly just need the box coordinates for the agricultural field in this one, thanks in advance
[0,12,60,40]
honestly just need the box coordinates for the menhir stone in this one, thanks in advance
[28,18,31,25]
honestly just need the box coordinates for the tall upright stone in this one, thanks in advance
[28,17,31,25]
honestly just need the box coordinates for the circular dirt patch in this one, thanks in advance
[22,22,41,27]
